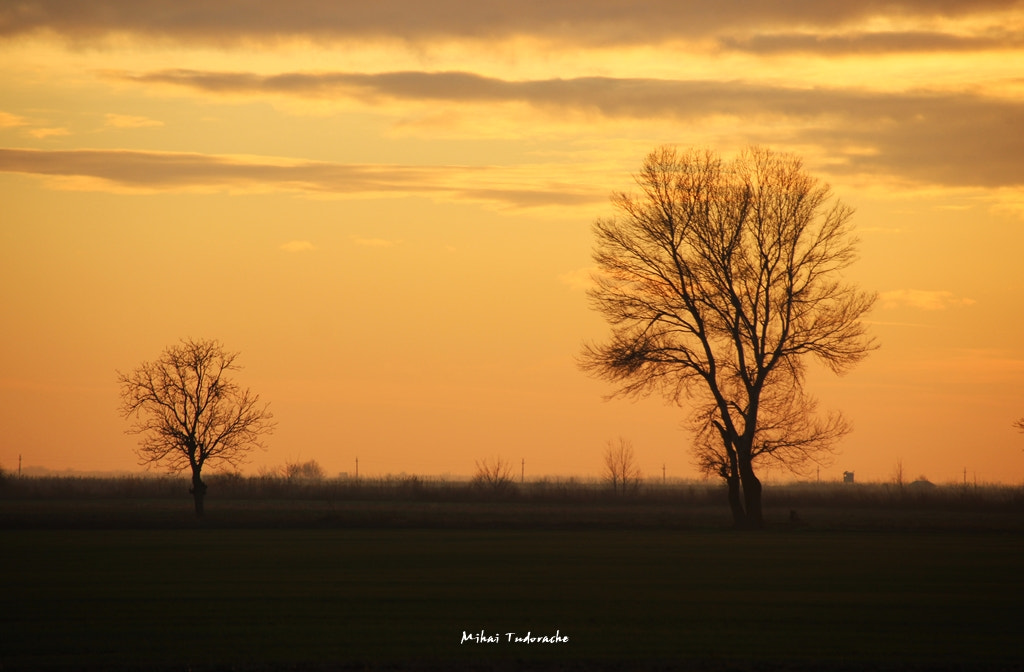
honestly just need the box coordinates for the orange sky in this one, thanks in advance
[2,1,1023,483]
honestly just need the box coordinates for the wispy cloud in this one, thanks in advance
[718,28,1024,55]
[880,289,976,311]
[109,68,1024,189]
[27,127,71,138]
[0,148,603,208]
[104,113,164,128]
[0,111,28,127]
[280,240,315,252]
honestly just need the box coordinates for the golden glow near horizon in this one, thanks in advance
[1,2,1023,482]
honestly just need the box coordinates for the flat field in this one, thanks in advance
[2,523,1023,671]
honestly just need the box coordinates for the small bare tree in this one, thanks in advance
[118,338,275,515]
[893,458,905,491]
[285,459,325,482]
[472,456,515,494]
[603,437,642,494]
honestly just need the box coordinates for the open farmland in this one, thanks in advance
[2,474,1023,531]
[1,477,1023,670]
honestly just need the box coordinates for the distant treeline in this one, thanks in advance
[2,471,1023,512]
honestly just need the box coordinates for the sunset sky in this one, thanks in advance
[2,1,1023,483]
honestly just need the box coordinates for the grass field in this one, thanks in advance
[2,477,1023,670]
[2,526,1023,670]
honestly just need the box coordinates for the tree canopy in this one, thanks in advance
[118,338,274,514]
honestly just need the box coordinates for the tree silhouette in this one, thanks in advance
[603,437,642,495]
[117,338,275,515]
[472,456,515,494]
[284,459,326,482]
[581,146,876,528]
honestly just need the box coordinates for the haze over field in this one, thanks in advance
[1,1,1023,482]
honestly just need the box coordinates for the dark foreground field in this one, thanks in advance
[3,527,1024,671]
[1,479,1023,671]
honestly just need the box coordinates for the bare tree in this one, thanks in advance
[118,338,275,515]
[581,146,876,528]
[1015,418,1024,434]
[472,456,515,494]
[284,459,325,482]
[603,437,642,494]
[893,458,905,491]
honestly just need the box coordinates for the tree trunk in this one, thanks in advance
[735,419,764,529]
[189,470,207,517]
[718,435,747,527]
[739,466,763,529]
[726,473,746,527]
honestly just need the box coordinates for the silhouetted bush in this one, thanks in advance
[283,459,325,482]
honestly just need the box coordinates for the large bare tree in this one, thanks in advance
[118,338,275,515]
[581,146,876,528]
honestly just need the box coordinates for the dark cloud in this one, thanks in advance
[719,29,1024,55]
[806,101,1024,188]
[2,0,1020,46]
[112,68,1024,188]
[0,148,602,206]
[0,148,439,190]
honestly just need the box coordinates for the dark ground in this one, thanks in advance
[1,487,1023,671]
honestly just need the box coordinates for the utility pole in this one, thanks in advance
[662,463,666,484]
[19,454,22,477]
[355,457,359,480]
[521,458,525,484]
